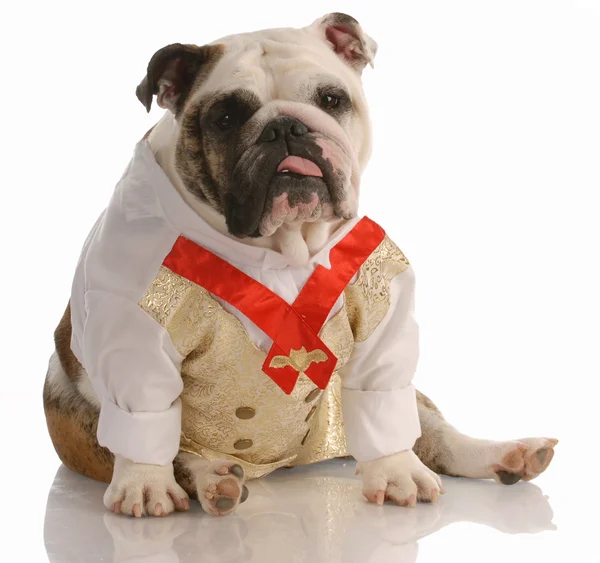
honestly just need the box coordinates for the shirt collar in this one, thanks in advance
[131,141,361,270]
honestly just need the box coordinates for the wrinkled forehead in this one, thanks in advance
[194,27,363,103]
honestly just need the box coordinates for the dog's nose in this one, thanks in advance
[258,117,309,143]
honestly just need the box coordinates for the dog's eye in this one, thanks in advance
[320,94,340,110]
[215,113,234,130]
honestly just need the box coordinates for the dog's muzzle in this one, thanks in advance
[259,116,325,178]
[226,116,337,238]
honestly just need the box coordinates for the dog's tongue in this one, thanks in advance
[277,156,323,178]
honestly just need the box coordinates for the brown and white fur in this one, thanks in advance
[44,13,556,518]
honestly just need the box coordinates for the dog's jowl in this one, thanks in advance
[43,13,557,518]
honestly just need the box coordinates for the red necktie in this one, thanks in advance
[163,217,385,394]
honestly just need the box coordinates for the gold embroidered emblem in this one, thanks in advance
[269,346,328,373]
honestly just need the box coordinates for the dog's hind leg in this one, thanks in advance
[44,304,115,483]
[173,452,249,517]
[43,351,114,483]
[413,391,557,485]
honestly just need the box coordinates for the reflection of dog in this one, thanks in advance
[43,464,556,563]
[104,513,188,563]
[43,12,557,519]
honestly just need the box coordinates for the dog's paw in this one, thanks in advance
[193,460,249,517]
[491,438,558,485]
[356,450,444,507]
[104,455,190,518]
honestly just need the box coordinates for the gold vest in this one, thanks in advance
[139,236,408,479]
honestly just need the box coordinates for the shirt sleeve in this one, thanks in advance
[340,265,421,462]
[82,289,184,466]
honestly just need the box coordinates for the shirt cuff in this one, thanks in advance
[97,398,182,466]
[341,384,421,462]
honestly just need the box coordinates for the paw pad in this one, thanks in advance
[197,461,248,517]
[494,470,522,485]
[492,438,557,485]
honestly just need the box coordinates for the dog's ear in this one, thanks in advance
[311,13,378,72]
[136,43,222,113]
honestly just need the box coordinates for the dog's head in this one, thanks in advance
[136,13,377,240]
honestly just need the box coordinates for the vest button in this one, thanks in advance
[234,439,253,450]
[301,429,311,445]
[305,388,320,403]
[235,407,255,419]
[305,406,317,422]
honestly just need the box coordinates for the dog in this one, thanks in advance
[44,13,557,518]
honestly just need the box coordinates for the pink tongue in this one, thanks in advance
[277,156,323,178]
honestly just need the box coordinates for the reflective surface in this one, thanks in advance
[44,459,561,563]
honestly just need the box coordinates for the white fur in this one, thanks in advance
[357,450,443,506]
[276,225,310,265]
[437,432,518,478]
[305,220,340,255]
[104,455,189,517]
[76,373,101,409]
[45,352,71,399]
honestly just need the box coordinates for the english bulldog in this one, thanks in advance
[44,13,557,519]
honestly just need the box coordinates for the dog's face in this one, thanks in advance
[137,13,377,239]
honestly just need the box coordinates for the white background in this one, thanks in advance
[1,1,599,561]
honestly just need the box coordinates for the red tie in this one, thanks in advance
[163,217,385,394]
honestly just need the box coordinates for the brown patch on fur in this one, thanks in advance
[170,44,235,210]
[44,382,114,483]
[136,43,226,114]
[413,435,454,477]
[176,106,221,208]
[416,390,444,418]
[185,44,226,106]
[54,303,82,382]
[173,456,197,499]
[176,88,262,211]
[413,390,456,476]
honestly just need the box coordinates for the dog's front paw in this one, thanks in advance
[357,450,444,507]
[104,455,190,518]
